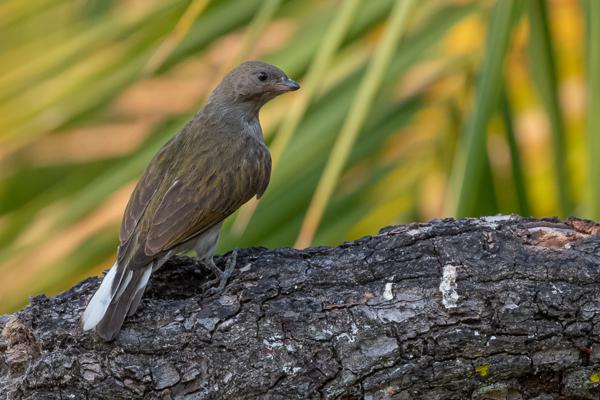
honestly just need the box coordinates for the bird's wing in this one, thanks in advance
[119,137,175,245]
[144,136,271,255]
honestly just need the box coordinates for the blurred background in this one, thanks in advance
[0,0,597,312]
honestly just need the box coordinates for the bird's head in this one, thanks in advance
[210,61,300,109]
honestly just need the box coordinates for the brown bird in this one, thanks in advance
[81,61,299,341]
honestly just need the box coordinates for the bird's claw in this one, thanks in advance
[201,250,237,296]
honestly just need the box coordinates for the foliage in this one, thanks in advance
[0,0,593,312]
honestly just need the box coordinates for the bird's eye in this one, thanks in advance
[257,72,268,81]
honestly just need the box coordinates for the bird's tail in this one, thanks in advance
[81,261,152,341]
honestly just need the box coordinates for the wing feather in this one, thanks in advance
[119,139,174,244]
[145,137,270,254]
[118,130,271,268]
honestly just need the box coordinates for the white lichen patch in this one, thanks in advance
[477,214,515,229]
[263,335,284,349]
[439,264,459,308]
[480,215,514,223]
[405,226,432,237]
[239,263,252,272]
[336,332,356,343]
[262,339,283,348]
[552,283,563,294]
[283,365,302,375]
[383,282,394,300]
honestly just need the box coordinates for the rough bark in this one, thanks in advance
[2,216,600,399]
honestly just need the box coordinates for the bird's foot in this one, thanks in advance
[201,250,237,296]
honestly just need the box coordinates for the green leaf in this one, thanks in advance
[527,0,572,216]
[500,88,531,216]
[296,0,416,247]
[584,0,600,218]
[448,0,520,217]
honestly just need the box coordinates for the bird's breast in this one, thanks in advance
[242,118,264,142]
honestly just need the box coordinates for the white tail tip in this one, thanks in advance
[81,263,117,331]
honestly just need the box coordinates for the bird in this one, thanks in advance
[81,61,300,341]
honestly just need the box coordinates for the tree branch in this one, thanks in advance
[2,216,600,399]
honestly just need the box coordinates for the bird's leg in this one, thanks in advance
[218,249,237,290]
[201,250,237,295]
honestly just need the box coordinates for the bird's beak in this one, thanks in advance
[275,78,300,92]
[284,78,300,91]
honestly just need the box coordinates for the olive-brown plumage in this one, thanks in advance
[81,61,299,341]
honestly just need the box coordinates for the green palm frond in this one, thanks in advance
[0,0,591,313]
